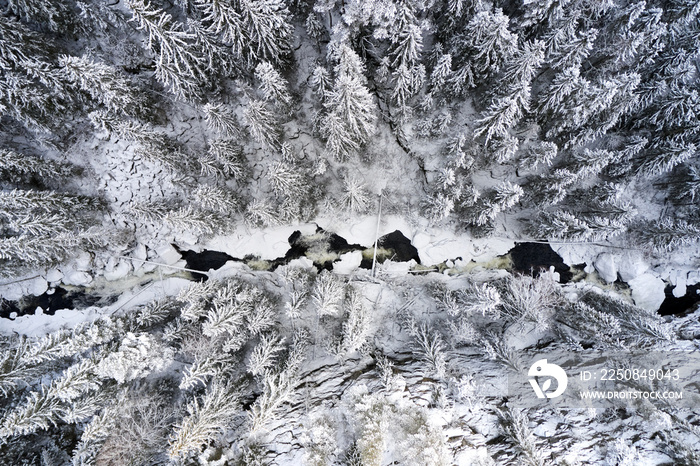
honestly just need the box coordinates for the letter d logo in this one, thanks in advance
[528,359,568,399]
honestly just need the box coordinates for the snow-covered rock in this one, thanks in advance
[26,277,49,296]
[0,276,49,300]
[628,273,666,311]
[412,232,431,250]
[104,260,131,281]
[154,243,182,265]
[74,251,92,271]
[594,253,618,283]
[333,250,363,274]
[132,243,148,261]
[45,268,63,284]
[617,252,649,282]
[62,271,93,287]
[670,270,687,298]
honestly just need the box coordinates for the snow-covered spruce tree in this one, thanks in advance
[58,56,140,116]
[322,44,377,161]
[237,0,294,65]
[310,65,331,99]
[631,218,700,253]
[340,174,370,215]
[267,160,307,199]
[0,148,75,184]
[244,99,281,150]
[255,61,292,108]
[518,140,557,171]
[168,381,242,460]
[447,9,518,90]
[193,185,239,214]
[202,102,241,137]
[126,0,205,99]
[635,140,696,179]
[193,0,246,61]
[207,139,247,180]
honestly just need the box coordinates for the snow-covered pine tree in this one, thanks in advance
[636,141,696,178]
[168,381,241,459]
[305,12,325,42]
[194,0,246,60]
[312,270,345,317]
[267,160,307,199]
[493,181,524,210]
[501,39,544,87]
[340,174,370,214]
[255,61,292,107]
[244,99,281,150]
[449,9,518,85]
[474,95,520,143]
[207,139,247,180]
[193,185,239,213]
[322,45,376,160]
[389,23,423,69]
[310,65,331,98]
[430,53,452,90]
[238,0,294,65]
[247,333,285,376]
[58,56,139,115]
[126,0,205,99]
[202,102,241,137]
[245,198,279,227]
[334,286,371,358]
[632,218,700,252]
[187,19,232,76]
[0,149,74,182]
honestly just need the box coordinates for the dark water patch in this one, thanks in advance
[1,287,112,320]
[174,246,239,281]
[360,230,421,269]
[379,230,421,263]
[658,283,700,316]
[283,227,365,271]
[507,242,573,283]
[0,298,21,319]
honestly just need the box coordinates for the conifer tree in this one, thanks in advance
[244,99,281,150]
[202,102,241,137]
[255,61,292,107]
[58,56,139,115]
[238,0,294,65]
[194,0,246,59]
[126,0,205,99]
[322,45,376,160]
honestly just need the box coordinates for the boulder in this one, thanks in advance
[617,252,649,282]
[594,252,618,283]
[628,273,666,311]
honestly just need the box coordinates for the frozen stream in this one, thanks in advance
[2,226,697,323]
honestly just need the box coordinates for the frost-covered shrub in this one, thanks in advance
[312,270,345,317]
[501,274,562,332]
[301,412,339,466]
[96,333,173,384]
[498,407,548,466]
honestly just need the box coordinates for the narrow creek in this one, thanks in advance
[2,227,697,319]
